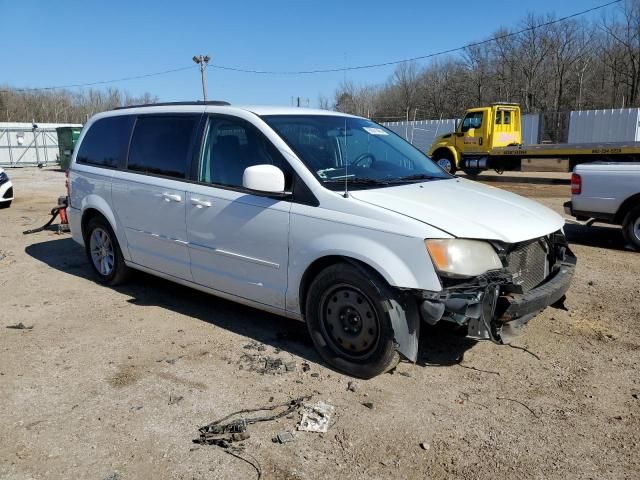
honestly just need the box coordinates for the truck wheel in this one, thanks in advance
[0,200,11,209]
[85,216,130,285]
[435,156,456,174]
[305,263,401,379]
[622,205,640,251]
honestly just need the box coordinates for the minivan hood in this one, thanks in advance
[350,178,564,243]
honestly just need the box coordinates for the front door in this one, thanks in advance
[186,116,292,309]
[456,110,486,154]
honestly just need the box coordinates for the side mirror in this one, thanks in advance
[243,164,285,193]
[467,128,476,136]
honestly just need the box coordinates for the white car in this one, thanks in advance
[564,162,640,250]
[68,102,576,378]
[0,167,14,208]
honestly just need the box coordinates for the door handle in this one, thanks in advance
[162,193,182,202]
[190,198,212,208]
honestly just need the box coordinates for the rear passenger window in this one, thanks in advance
[77,116,133,168]
[127,116,199,179]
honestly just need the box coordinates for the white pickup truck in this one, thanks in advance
[564,162,640,250]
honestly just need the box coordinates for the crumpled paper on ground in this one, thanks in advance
[297,400,335,433]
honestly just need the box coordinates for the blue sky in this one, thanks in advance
[0,0,618,107]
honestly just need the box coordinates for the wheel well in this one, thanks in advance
[432,148,453,161]
[615,193,640,223]
[80,208,107,241]
[298,256,388,317]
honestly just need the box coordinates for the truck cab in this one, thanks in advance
[429,103,522,173]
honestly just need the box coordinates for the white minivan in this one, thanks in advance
[68,102,575,378]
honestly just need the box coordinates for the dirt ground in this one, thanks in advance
[1,167,638,480]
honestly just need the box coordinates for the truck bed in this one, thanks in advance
[490,141,640,158]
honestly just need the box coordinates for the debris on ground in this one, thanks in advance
[302,362,310,372]
[239,353,296,375]
[195,395,311,448]
[168,394,183,405]
[6,322,34,330]
[297,401,335,433]
[272,431,296,444]
[347,381,357,392]
[420,442,431,451]
[243,341,267,352]
[361,402,374,410]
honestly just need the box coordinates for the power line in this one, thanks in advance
[1,0,622,92]
[208,0,622,75]
[2,65,197,93]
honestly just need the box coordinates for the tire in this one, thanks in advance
[84,216,130,285]
[305,263,401,379]
[622,205,640,251]
[0,200,11,209]
[435,155,456,174]
[463,168,482,177]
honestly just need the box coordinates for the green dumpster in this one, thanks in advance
[56,127,82,171]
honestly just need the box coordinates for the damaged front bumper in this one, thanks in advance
[418,249,576,344]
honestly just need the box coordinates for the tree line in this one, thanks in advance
[327,0,640,139]
[0,87,158,124]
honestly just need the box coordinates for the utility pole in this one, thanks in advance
[192,55,211,101]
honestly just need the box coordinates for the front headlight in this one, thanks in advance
[425,239,502,277]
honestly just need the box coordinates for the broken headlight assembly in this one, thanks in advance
[425,238,502,278]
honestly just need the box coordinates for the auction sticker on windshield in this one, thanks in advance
[363,127,388,135]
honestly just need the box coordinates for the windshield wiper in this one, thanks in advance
[395,173,439,182]
[324,177,390,185]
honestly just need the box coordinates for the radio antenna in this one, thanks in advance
[343,53,349,198]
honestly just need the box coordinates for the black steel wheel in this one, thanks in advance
[305,263,401,378]
[319,284,380,360]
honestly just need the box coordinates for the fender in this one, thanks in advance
[289,232,441,312]
[345,258,421,362]
[430,145,460,166]
[288,232,440,362]
[80,194,131,260]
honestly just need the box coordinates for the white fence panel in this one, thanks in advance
[568,108,640,143]
[0,122,82,167]
[382,118,458,151]
[521,114,540,144]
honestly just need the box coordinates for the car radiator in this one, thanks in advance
[505,238,550,293]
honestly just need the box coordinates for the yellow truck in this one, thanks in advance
[428,103,640,175]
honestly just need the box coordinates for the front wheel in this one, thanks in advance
[0,200,11,209]
[435,156,456,174]
[85,216,130,285]
[305,263,401,378]
[622,205,640,251]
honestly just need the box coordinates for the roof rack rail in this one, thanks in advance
[114,100,230,110]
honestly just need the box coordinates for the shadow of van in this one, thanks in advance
[25,237,477,373]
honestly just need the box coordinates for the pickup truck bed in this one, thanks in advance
[564,162,640,250]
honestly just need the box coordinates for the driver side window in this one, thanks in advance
[199,117,293,190]
[461,112,483,132]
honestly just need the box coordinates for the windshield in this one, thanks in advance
[262,115,450,188]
